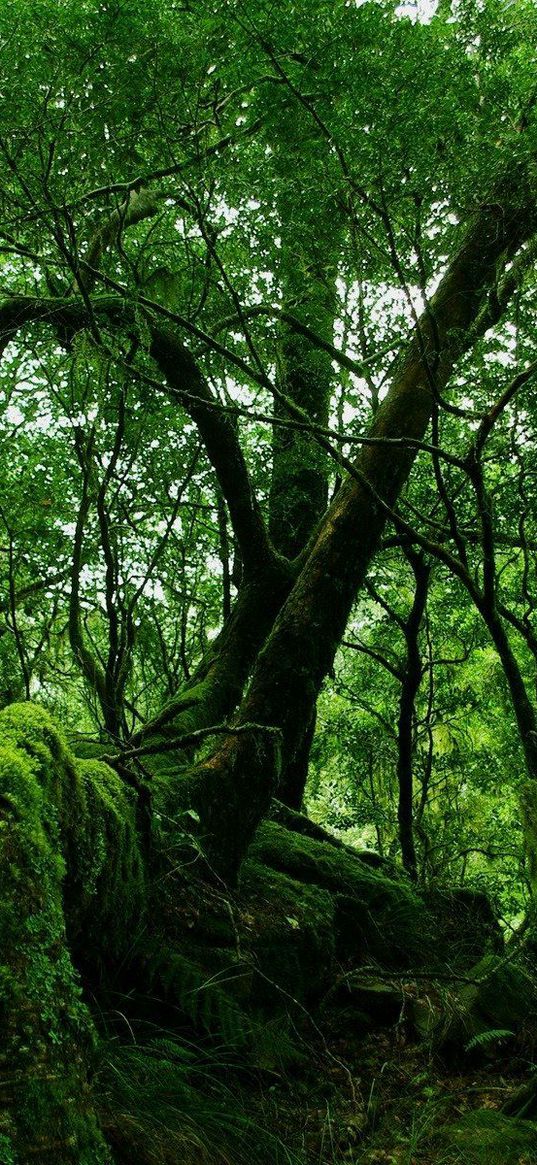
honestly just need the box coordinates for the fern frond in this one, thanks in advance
[143,947,251,1048]
[464,1027,515,1053]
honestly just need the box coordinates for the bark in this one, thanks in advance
[184,174,537,880]
[149,322,275,578]
[128,558,295,751]
[267,212,339,802]
[277,709,317,810]
[268,215,338,559]
[396,553,431,880]
[481,610,537,781]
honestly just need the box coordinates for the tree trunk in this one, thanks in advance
[0,702,144,1162]
[397,553,431,879]
[128,558,295,754]
[269,209,338,560]
[267,215,339,806]
[185,177,537,880]
[277,709,317,810]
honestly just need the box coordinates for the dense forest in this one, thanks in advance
[2,0,537,1161]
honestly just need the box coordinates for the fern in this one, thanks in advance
[143,946,251,1048]
[464,1027,515,1053]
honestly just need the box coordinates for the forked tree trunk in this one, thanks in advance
[185,178,537,880]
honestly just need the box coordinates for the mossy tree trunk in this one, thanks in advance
[268,206,340,809]
[268,203,338,562]
[0,704,144,1164]
[396,551,431,880]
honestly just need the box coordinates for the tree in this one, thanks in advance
[2,0,537,1158]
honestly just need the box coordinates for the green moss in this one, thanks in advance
[0,1136,15,1165]
[74,758,145,954]
[433,1110,537,1163]
[241,858,336,1000]
[323,975,404,1031]
[0,702,84,844]
[465,954,536,1029]
[0,724,110,1160]
[249,821,429,965]
[0,703,145,959]
[439,952,537,1054]
[0,702,146,1160]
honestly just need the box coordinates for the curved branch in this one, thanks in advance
[213,304,399,379]
[0,292,275,577]
[148,322,274,574]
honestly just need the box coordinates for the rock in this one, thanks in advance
[425,887,503,964]
[322,974,404,1033]
[249,820,431,967]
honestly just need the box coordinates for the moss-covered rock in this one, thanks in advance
[241,858,336,1000]
[249,820,430,966]
[0,703,145,958]
[71,757,145,960]
[142,856,336,1029]
[438,952,537,1056]
[432,1110,537,1163]
[322,973,404,1034]
[268,801,400,872]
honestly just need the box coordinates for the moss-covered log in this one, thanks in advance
[249,821,432,966]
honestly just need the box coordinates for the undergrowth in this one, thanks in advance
[95,1035,301,1165]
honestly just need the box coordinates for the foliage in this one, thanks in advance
[433,1109,537,1164]
[0,704,111,1162]
[95,1036,299,1165]
[2,0,537,1159]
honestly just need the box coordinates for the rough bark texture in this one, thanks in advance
[267,216,339,803]
[268,214,337,560]
[277,710,317,810]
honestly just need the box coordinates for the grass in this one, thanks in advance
[95,1034,301,1165]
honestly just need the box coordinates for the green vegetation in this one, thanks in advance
[0,706,110,1162]
[433,1110,537,1164]
[2,0,537,1160]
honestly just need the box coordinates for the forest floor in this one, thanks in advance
[249,994,536,1164]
